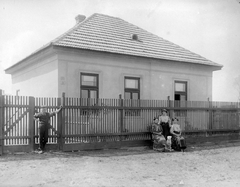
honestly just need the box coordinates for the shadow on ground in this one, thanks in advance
[1,141,240,162]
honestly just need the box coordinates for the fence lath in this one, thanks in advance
[0,90,3,155]
[28,97,35,151]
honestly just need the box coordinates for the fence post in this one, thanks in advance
[167,96,173,118]
[28,96,35,151]
[208,98,213,134]
[0,90,4,155]
[119,94,123,141]
[58,92,65,151]
[57,96,62,150]
[237,106,240,130]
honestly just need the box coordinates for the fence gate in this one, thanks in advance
[0,94,35,154]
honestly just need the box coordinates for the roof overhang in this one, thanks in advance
[5,43,223,75]
[5,44,53,75]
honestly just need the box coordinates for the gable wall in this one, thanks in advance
[9,49,58,97]
[57,48,213,101]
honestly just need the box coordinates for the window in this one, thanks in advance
[124,77,140,116]
[80,73,99,115]
[80,73,99,99]
[124,77,140,99]
[174,81,187,116]
[174,81,187,101]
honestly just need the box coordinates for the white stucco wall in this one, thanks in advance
[10,51,58,97]
[57,48,214,101]
[7,46,216,101]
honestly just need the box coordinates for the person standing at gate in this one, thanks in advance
[158,109,171,140]
[34,105,62,154]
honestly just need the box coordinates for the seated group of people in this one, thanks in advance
[150,109,186,152]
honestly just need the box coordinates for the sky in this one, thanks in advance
[0,0,240,101]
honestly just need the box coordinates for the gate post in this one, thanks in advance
[28,96,35,151]
[0,90,4,155]
[118,94,123,141]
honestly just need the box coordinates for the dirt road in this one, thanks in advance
[1,144,240,187]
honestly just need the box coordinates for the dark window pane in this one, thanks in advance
[175,94,180,101]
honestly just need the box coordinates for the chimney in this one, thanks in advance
[75,15,86,24]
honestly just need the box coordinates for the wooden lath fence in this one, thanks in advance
[0,90,240,154]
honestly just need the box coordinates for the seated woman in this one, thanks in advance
[170,118,186,151]
[151,117,166,152]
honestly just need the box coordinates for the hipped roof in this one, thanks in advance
[5,13,222,72]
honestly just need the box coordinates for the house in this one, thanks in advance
[5,13,222,102]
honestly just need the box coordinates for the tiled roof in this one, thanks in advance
[52,13,222,68]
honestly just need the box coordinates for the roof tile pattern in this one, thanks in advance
[53,13,221,67]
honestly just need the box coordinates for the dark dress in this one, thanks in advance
[161,122,171,140]
[151,123,166,152]
[171,130,187,151]
[159,116,171,140]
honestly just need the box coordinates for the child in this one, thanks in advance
[170,118,186,151]
[34,105,62,154]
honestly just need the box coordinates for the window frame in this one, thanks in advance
[174,81,187,101]
[124,77,140,100]
[124,76,140,116]
[80,73,99,99]
[174,80,188,117]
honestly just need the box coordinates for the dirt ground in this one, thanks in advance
[1,143,240,187]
